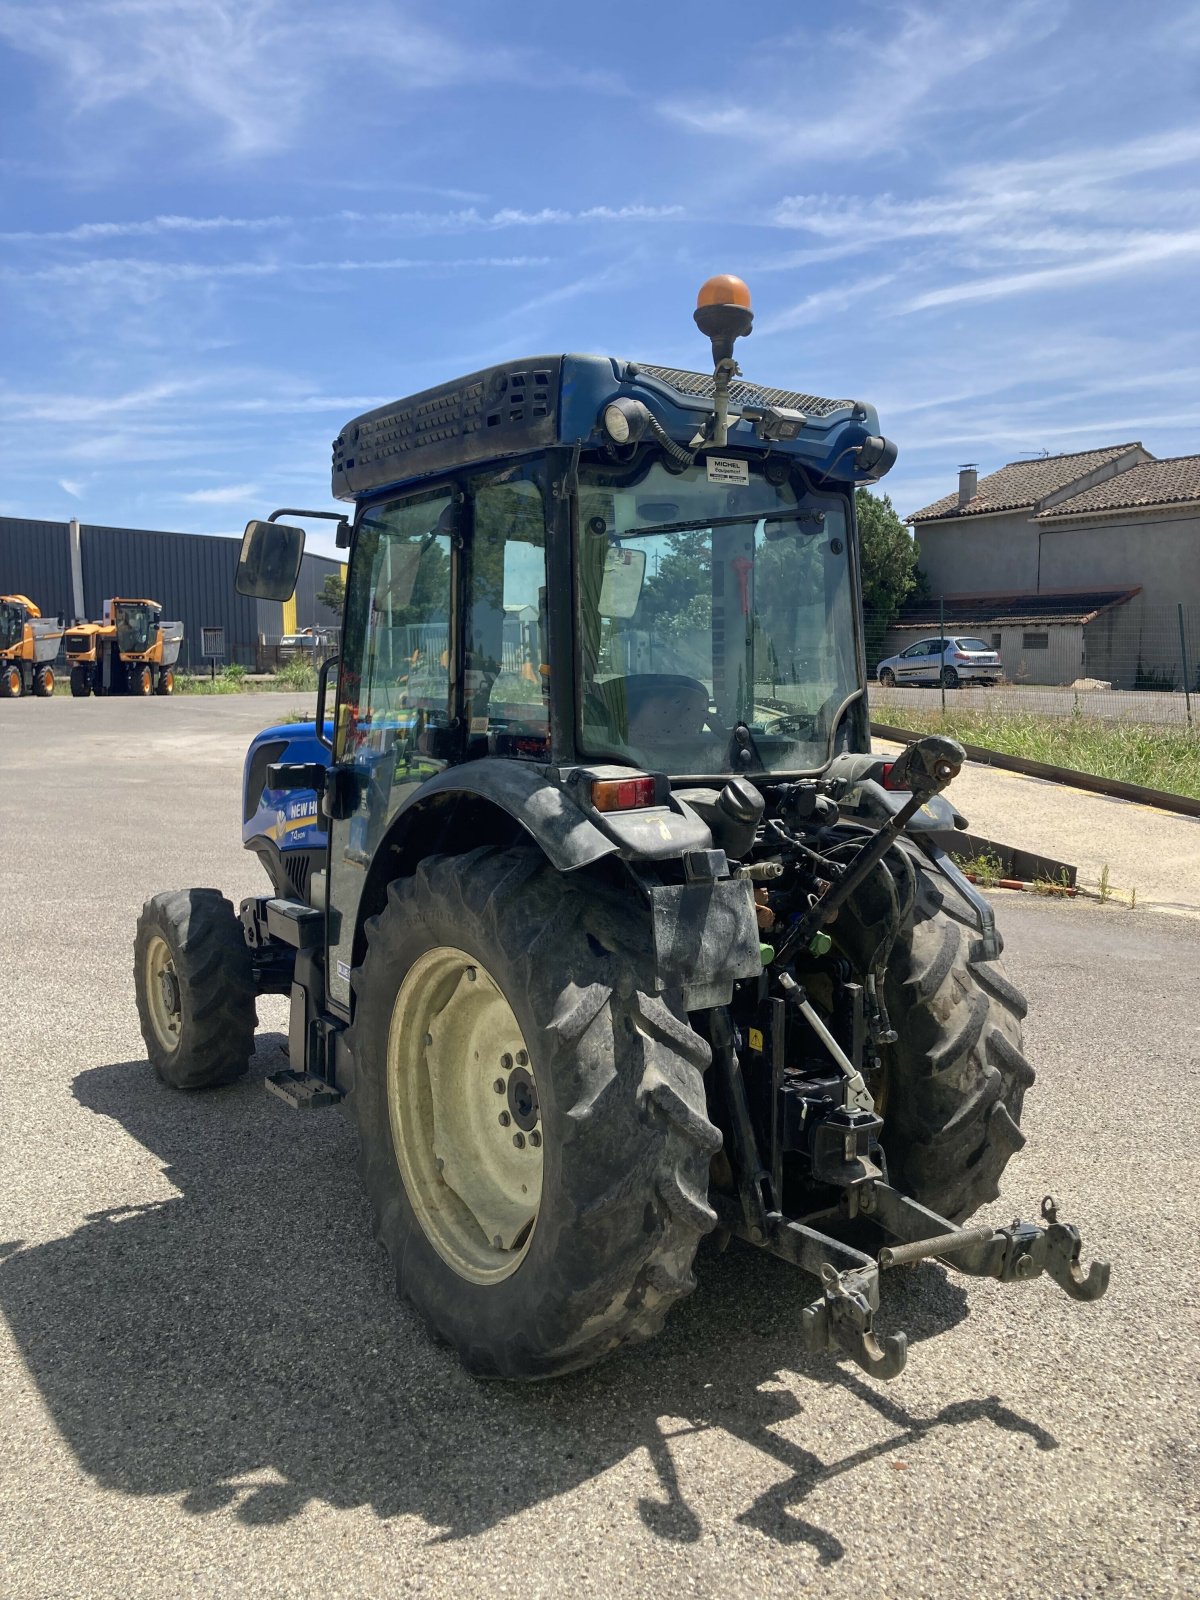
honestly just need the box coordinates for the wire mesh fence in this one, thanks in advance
[869,601,1198,730]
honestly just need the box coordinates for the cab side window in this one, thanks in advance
[465,468,549,757]
[337,489,454,786]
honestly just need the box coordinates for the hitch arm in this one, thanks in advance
[863,1183,1110,1303]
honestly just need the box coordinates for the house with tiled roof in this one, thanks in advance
[895,446,1200,687]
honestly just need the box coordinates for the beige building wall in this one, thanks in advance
[1037,510,1200,611]
[914,511,1039,595]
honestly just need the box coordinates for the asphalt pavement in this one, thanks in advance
[1,695,1197,1599]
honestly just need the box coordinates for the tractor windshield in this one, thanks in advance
[115,604,154,654]
[0,602,21,652]
[576,457,859,776]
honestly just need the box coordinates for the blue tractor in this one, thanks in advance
[134,276,1107,1380]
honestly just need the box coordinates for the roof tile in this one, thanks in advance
[1036,454,1200,518]
[907,444,1141,522]
[890,588,1140,628]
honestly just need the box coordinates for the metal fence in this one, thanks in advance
[871,601,1199,729]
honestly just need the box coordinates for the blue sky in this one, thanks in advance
[2,0,1198,558]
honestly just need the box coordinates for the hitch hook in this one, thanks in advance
[801,1264,908,1381]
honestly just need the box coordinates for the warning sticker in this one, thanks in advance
[336,960,351,982]
[706,456,749,486]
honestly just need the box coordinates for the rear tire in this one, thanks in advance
[941,666,959,688]
[70,666,92,697]
[33,665,54,697]
[880,868,1033,1222]
[156,667,174,695]
[349,846,720,1378]
[134,890,256,1088]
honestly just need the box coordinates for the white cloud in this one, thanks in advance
[1,204,684,245]
[3,254,553,289]
[658,4,1061,165]
[57,478,84,497]
[180,482,258,504]
[757,274,896,335]
[0,0,627,162]
[903,230,1200,311]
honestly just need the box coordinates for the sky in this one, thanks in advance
[1,0,1199,559]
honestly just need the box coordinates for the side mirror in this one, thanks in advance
[598,546,646,619]
[236,519,305,601]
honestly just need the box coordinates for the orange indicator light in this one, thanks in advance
[696,273,752,311]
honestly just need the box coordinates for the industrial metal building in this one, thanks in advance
[0,515,343,671]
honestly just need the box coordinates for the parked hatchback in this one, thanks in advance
[875,635,1003,688]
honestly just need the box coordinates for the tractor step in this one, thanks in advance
[265,1069,343,1109]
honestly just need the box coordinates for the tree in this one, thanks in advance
[856,488,919,662]
[317,572,346,614]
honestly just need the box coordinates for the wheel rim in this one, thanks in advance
[138,667,151,694]
[386,946,542,1285]
[42,668,54,693]
[5,667,18,695]
[143,934,183,1052]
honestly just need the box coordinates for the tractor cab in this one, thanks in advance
[0,596,29,654]
[108,598,161,657]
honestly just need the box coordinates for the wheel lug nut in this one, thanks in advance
[493,1078,506,1094]
[498,1111,511,1127]
[516,1050,528,1067]
[500,1053,513,1070]
[529,1130,541,1148]
[512,1132,525,1149]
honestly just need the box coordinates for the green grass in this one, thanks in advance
[879,706,1200,801]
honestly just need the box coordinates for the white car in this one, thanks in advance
[876,635,1003,688]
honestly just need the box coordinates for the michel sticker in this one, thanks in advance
[706,456,749,486]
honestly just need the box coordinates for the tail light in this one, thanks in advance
[591,775,657,812]
[880,762,909,792]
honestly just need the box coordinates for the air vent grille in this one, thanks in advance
[636,363,854,420]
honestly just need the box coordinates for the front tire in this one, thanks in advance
[878,668,897,688]
[881,869,1033,1222]
[0,664,21,697]
[33,665,54,697]
[350,846,720,1379]
[134,890,256,1088]
[156,667,174,695]
[70,666,92,697]
[131,664,153,696]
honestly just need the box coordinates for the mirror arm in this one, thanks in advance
[315,655,339,752]
[267,508,344,524]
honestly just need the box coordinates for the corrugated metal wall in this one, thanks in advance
[81,522,264,670]
[0,518,74,620]
[292,552,344,633]
[0,517,344,669]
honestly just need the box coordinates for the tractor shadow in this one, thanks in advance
[0,1048,1058,1555]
